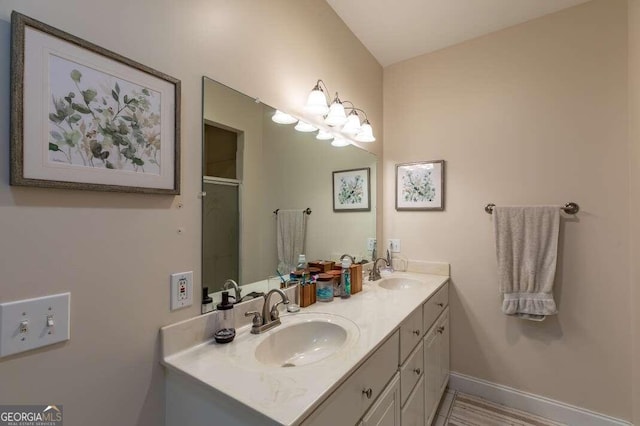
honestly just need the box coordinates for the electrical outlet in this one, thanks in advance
[367,238,376,251]
[0,293,70,358]
[388,239,401,253]
[171,271,193,310]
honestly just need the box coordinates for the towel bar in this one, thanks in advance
[485,202,579,215]
[273,208,312,215]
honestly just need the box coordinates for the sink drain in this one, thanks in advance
[281,363,296,368]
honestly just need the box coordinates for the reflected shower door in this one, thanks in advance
[202,180,239,293]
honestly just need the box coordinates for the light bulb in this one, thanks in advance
[294,120,317,132]
[316,130,334,141]
[354,120,375,142]
[341,111,361,135]
[271,110,297,124]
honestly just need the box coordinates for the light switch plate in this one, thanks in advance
[0,292,71,358]
[367,238,376,251]
[170,271,193,310]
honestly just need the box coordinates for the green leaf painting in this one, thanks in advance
[338,175,364,205]
[48,55,161,174]
[401,168,436,203]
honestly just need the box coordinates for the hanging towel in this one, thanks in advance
[493,206,560,321]
[276,210,307,275]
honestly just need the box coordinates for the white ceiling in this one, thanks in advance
[326,0,591,67]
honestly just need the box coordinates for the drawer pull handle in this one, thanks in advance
[437,326,445,334]
[436,303,444,307]
[413,368,421,375]
[363,388,373,399]
[412,329,420,336]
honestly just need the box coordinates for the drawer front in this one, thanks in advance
[399,306,423,363]
[401,375,425,426]
[423,282,449,332]
[400,340,423,406]
[302,331,400,426]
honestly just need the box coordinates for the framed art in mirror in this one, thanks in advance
[332,167,371,212]
[10,12,181,194]
[395,160,445,211]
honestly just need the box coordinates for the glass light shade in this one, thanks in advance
[303,89,329,116]
[294,120,318,132]
[271,110,297,124]
[316,130,334,141]
[331,137,350,147]
[324,101,347,126]
[341,112,361,135]
[354,121,376,142]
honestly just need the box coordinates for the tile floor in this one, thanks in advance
[433,390,564,426]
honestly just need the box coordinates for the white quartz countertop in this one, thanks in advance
[162,271,449,425]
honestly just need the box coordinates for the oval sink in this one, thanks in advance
[255,314,358,368]
[379,277,423,290]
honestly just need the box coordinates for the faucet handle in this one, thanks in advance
[270,300,289,321]
[244,311,262,326]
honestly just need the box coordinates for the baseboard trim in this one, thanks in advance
[448,372,631,426]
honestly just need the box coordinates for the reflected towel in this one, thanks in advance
[277,210,307,275]
[493,206,560,320]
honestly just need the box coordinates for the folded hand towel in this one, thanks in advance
[493,206,560,320]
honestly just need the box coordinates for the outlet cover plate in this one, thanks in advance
[388,239,401,253]
[0,292,71,358]
[367,238,377,251]
[170,271,193,310]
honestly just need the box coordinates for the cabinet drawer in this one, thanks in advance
[400,340,423,407]
[399,306,423,363]
[423,282,449,332]
[302,331,400,426]
[401,375,425,426]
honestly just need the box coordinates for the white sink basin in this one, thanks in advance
[379,277,423,290]
[254,314,359,367]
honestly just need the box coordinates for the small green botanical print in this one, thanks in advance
[48,55,161,174]
[338,175,364,205]
[401,168,435,202]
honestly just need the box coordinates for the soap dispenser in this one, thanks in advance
[214,291,236,344]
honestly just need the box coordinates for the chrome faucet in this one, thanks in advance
[244,288,290,334]
[223,279,242,302]
[340,254,356,265]
[369,257,390,281]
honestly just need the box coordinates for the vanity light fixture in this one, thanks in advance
[294,120,318,132]
[303,80,329,116]
[324,93,348,127]
[316,130,334,141]
[272,110,297,124]
[355,120,375,143]
[331,137,350,147]
[341,110,362,135]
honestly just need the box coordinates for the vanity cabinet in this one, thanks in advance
[302,331,400,426]
[401,375,424,426]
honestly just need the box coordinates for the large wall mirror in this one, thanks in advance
[202,77,377,307]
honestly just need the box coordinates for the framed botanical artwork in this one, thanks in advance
[332,168,371,212]
[10,12,181,194]
[396,160,445,211]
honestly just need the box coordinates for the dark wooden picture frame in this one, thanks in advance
[332,167,371,212]
[10,12,181,194]
[395,160,445,211]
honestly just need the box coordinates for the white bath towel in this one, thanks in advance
[493,206,560,320]
[277,210,307,275]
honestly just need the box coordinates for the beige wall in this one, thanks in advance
[384,0,631,419]
[629,1,640,422]
[0,1,382,425]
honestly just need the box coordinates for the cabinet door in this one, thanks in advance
[438,308,450,392]
[424,325,440,425]
[361,373,400,426]
[400,375,424,426]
